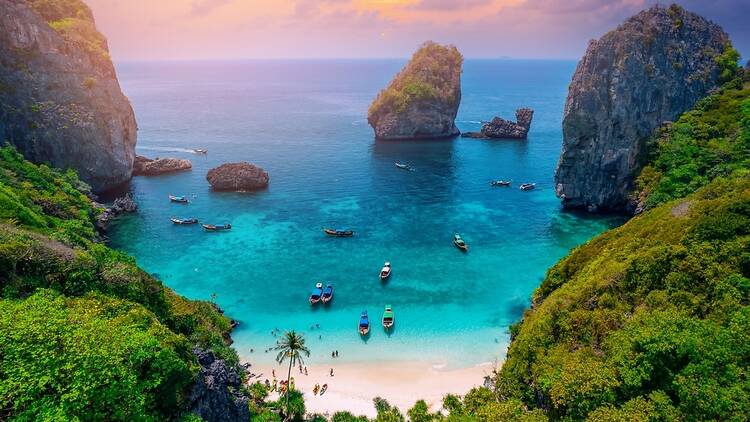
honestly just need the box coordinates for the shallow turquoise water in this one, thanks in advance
[108,60,621,369]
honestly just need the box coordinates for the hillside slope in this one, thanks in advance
[0,146,247,421]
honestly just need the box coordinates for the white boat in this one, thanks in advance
[380,262,391,281]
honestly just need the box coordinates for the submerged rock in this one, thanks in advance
[554,5,731,212]
[462,108,534,139]
[368,41,463,140]
[133,155,192,176]
[189,347,250,422]
[206,162,269,191]
[0,0,137,192]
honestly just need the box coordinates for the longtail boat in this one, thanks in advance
[453,233,468,252]
[359,311,370,336]
[382,305,395,330]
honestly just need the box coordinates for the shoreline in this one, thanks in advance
[244,359,498,417]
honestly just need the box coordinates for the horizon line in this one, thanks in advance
[113,56,580,63]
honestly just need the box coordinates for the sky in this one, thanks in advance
[86,0,750,61]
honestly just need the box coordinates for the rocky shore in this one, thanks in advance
[94,194,137,230]
[133,155,192,176]
[462,108,534,139]
[207,162,269,191]
[189,347,250,422]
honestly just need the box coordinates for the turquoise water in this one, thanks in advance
[109,60,621,369]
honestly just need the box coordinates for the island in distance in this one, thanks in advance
[462,108,534,139]
[367,41,462,140]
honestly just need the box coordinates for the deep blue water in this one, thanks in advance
[109,60,620,369]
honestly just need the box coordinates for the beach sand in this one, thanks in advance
[246,360,498,418]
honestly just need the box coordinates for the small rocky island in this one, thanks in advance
[462,108,534,139]
[207,162,269,191]
[133,155,192,176]
[367,41,463,140]
[554,4,731,212]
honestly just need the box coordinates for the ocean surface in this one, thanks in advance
[108,60,621,369]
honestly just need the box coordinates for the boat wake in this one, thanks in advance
[137,146,201,154]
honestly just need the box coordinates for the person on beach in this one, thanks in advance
[272,369,276,378]
[330,368,334,376]
[313,383,320,395]
[304,367,308,376]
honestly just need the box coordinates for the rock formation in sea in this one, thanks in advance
[0,0,137,192]
[462,108,534,139]
[133,155,192,176]
[206,162,269,191]
[554,4,732,212]
[189,347,250,422]
[94,194,137,230]
[367,41,462,140]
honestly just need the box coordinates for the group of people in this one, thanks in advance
[263,377,294,394]
[331,350,340,358]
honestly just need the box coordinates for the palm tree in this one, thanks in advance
[274,330,310,419]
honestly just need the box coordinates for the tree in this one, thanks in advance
[274,331,310,420]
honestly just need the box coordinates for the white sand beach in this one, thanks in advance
[246,360,498,418]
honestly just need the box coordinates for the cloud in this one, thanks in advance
[190,0,233,17]
[408,0,493,11]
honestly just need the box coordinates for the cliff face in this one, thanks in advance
[368,41,462,140]
[0,0,136,192]
[555,5,730,212]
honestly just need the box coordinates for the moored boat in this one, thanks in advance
[491,180,511,187]
[321,284,334,304]
[359,311,370,336]
[203,223,231,231]
[394,162,413,171]
[453,233,468,252]
[520,183,536,191]
[171,217,198,225]
[310,282,323,305]
[382,305,395,330]
[169,194,189,203]
[194,149,208,154]
[323,228,354,237]
[380,262,391,281]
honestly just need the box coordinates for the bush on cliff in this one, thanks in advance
[635,73,750,210]
[368,41,462,116]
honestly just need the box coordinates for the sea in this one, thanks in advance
[108,59,622,370]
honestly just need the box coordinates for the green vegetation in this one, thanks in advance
[491,69,750,420]
[635,69,749,210]
[0,146,239,420]
[28,0,110,61]
[368,41,462,116]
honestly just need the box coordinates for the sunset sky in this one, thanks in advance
[87,0,749,61]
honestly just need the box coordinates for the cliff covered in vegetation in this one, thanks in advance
[493,70,750,421]
[367,41,462,140]
[0,0,137,192]
[0,146,247,420]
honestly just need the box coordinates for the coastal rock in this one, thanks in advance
[554,5,731,212]
[189,347,250,422]
[95,194,137,230]
[368,41,462,140]
[0,0,137,193]
[133,155,192,176]
[462,108,534,139]
[206,162,269,191]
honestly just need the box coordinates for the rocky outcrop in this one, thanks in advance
[94,194,137,230]
[0,0,137,192]
[462,108,534,139]
[368,41,462,140]
[133,155,192,176]
[188,347,250,422]
[206,162,269,191]
[554,5,731,212]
